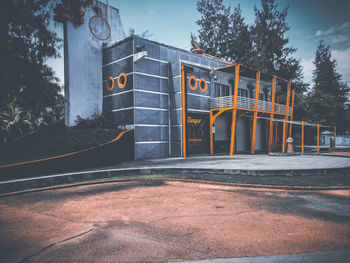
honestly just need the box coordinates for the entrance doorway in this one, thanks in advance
[186,113,210,155]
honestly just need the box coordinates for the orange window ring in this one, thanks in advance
[199,78,208,92]
[106,76,114,91]
[118,72,127,89]
[188,76,198,91]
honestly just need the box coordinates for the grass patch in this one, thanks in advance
[56,173,350,188]
[5,173,349,196]
[0,120,121,165]
[116,173,350,187]
[176,173,350,187]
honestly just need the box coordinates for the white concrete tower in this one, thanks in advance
[55,0,125,126]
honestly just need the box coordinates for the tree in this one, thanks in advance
[307,41,349,131]
[193,0,302,81]
[0,0,63,142]
[61,0,93,26]
[250,0,301,81]
[128,28,153,38]
[225,5,254,65]
[192,1,254,64]
[191,0,231,58]
[192,0,308,119]
[251,0,309,121]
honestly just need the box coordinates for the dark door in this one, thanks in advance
[186,113,209,155]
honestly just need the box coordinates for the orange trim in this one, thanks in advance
[211,106,234,111]
[289,89,295,137]
[282,83,291,152]
[236,107,286,115]
[181,66,187,157]
[118,72,127,89]
[251,71,261,154]
[211,108,232,121]
[188,138,202,142]
[229,64,240,156]
[0,129,133,169]
[210,110,214,155]
[199,78,208,92]
[317,124,320,153]
[301,121,305,154]
[106,76,114,91]
[334,126,336,148]
[274,118,278,149]
[237,107,256,112]
[210,107,233,155]
[188,76,198,91]
[265,119,269,148]
[98,129,131,146]
[268,77,277,152]
[274,96,279,149]
[282,119,287,153]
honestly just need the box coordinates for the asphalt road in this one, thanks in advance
[1,180,350,262]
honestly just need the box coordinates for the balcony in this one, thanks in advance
[210,95,287,114]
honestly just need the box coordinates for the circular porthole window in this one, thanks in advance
[118,73,127,89]
[199,78,208,92]
[188,76,198,91]
[106,76,114,91]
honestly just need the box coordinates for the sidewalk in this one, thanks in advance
[1,154,350,194]
[111,154,350,171]
[175,250,350,263]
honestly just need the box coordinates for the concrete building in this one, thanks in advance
[56,1,335,160]
[102,36,290,159]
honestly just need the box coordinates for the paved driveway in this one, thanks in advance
[1,180,350,262]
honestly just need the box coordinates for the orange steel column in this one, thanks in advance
[282,82,291,153]
[251,71,261,154]
[181,65,187,157]
[317,124,320,153]
[289,89,295,137]
[265,119,269,147]
[274,96,279,149]
[229,64,240,156]
[282,119,287,153]
[210,109,214,155]
[334,126,337,148]
[301,121,305,154]
[268,77,277,152]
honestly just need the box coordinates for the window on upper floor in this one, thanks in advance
[238,88,249,98]
[215,83,230,97]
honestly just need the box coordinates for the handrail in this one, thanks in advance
[210,95,286,114]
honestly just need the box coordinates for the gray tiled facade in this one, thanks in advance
[102,36,230,159]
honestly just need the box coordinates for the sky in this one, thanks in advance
[48,0,350,86]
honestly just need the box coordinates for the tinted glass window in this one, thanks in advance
[215,83,229,97]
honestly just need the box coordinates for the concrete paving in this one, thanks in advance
[111,154,350,171]
[1,180,350,263]
[175,250,350,263]
[2,154,350,194]
[325,151,350,158]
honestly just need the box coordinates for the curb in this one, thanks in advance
[1,177,350,198]
[321,153,350,158]
[1,166,350,195]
